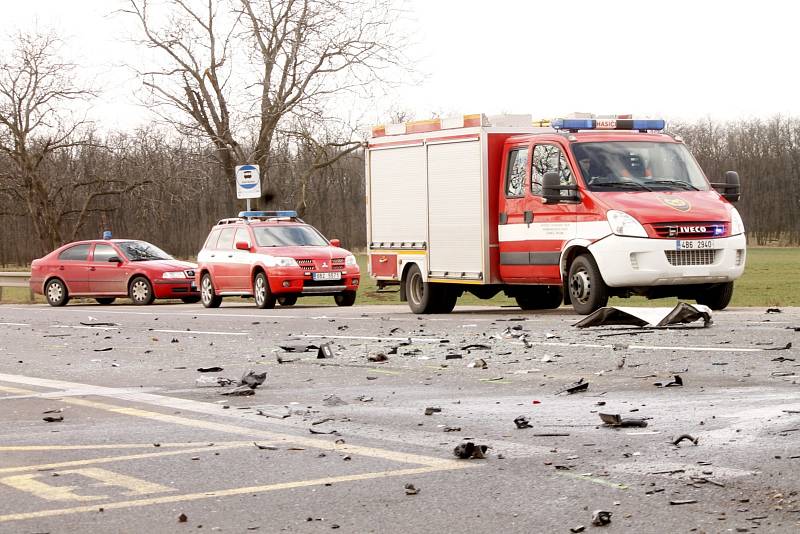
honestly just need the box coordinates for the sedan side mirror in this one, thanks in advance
[330,238,341,247]
[235,241,251,251]
[711,171,741,202]
[108,256,123,264]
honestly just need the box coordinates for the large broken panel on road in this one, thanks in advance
[574,302,712,328]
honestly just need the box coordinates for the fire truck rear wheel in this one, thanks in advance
[695,281,734,310]
[405,264,453,314]
[568,254,608,315]
[515,285,563,310]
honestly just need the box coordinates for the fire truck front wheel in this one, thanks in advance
[404,264,456,314]
[695,282,734,310]
[568,254,609,315]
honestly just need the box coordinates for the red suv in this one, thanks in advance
[196,211,360,309]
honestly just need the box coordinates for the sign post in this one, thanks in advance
[235,164,261,211]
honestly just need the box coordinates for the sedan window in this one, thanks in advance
[117,241,173,261]
[92,245,118,262]
[58,244,91,261]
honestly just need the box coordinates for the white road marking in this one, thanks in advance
[517,340,767,353]
[300,334,447,343]
[51,325,120,331]
[2,306,375,321]
[152,329,249,336]
[0,322,30,326]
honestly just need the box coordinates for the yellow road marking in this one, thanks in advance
[0,464,466,523]
[0,383,456,467]
[0,443,253,475]
[0,441,250,452]
[1,467,172,502]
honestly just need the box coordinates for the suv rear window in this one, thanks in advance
[216,227,236,250]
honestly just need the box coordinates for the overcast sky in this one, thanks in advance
[1,0,798,130]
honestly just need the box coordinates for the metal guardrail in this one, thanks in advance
[0,272,34,301]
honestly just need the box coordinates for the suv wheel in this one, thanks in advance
[201,273,222,308]
[334,291,356,307]
[254,272,276,309]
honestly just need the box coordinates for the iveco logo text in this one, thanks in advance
[681,226,706,233]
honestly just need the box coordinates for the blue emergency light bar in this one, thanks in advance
[552,118,666,132]
[238,210,298,219]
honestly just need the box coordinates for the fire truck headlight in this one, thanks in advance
[345,255,357,267]
[607,210,647,238]
[729,207,745,236]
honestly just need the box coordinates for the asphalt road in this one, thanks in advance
[0,301,798,533]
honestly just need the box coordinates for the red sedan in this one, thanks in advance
[30,240,200,306]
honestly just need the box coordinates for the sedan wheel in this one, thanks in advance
[129,276,155,305]
[45,279,69,307]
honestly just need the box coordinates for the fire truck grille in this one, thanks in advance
[664,249,719,266]
[651,222,726,239]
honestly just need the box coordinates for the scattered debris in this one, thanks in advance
[673,434,699,446]
[766,308,782,313]
[404,483,419,495]
[575,302,712,328]
[591,510,612,526]
[669,499,698,505]
[309,428,338,435]
[196,376,235,387]
[424,407,442,416]
[279,343,318,353]
[317,342,334,359]
[253,442,278,450]
[462,344,491,351]
[221,385,256,396]
[355,395,373,402]
[445,354,462,360]
[556,378,589,395]
[599,413,648,427]
[443,426,461,432]
[368,352,388,362]
[178,513,188,523]
[467,359,487,369]
[514,415,532,429]
[42,408,63,414]
[453,442,488,459]
[654,375,684,388]
[80,321,118,327]
[323,395,347,407]
[239,370,267,389]
[197,366,224,373]
[570,526,586,533]
[43,415,63,423]
[764,342,792,351]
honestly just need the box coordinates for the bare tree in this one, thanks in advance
[124,0,406,197]
[0,32,149,251]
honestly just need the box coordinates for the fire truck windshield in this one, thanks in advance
[572,141,709,192]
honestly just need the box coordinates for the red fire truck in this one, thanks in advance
[365,114,745,314]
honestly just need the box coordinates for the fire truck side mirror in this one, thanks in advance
[711,171,741,202]
[542,172,579,203]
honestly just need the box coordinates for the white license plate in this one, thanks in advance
[676,240,716,250]
[313,272,341,281]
